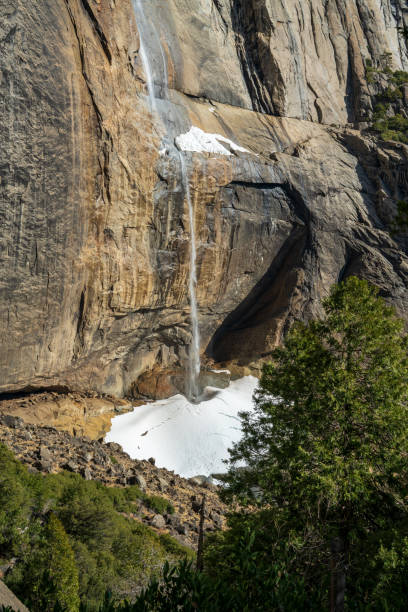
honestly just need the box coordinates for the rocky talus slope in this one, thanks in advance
[1,0,408,398]
[0,414,227,549]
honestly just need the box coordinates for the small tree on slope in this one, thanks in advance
[221,277,408,610]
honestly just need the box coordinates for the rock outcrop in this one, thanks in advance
[0,390,133,439]
[1,0,408,397]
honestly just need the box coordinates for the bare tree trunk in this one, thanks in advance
[330,557,335,612]
[196,494,206,572]
[330,537,345,612]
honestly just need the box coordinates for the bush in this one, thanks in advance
[392,70,408,86]
[380,86,402,102]
[368,66,408,143]
[143,494,174,516]
[387,113,408,131]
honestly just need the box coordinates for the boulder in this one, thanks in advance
[93,449,110,466]
[63,461,79,473]
[157,477,169,492]
[83,467,92,481]
[39,446,52,462]
[189,475,213,488]
[198,369,231,390]
[18,431,32,441]
[175,523,189,536]
[38,461,53,474]
[0,416,24,429]
[209,512,223,528]
[151,514,166,529]
[128,472,147,491]
[165,514,179,527]
[105,442,123,453]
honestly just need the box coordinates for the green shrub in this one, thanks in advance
[392,70,408,86]
[373,102,388,119]
[365,59,377,84]
[387,113,408,131]
[379,128,408,143]
[143,494,174,515]
[380,86,403,102]
[367,66,408,144]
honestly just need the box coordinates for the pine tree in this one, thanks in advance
[222,277,408,609]
[46,514,80,612]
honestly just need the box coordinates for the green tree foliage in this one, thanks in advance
[46,515,80,611]
[364,57,408,143]
[0,445,191,611]
[80,559,260,612]
[219,277,408,609]
[142,495,175,516]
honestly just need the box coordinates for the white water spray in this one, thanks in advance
[131,0,201,400]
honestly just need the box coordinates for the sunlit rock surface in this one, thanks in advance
[1,0,408,397]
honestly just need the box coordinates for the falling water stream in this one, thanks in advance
[179,154,201,400]
[132,4,157,112]
[131,0,201,401]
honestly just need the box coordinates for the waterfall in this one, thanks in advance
[132,0,167,113]
[131,0,201,401]
[180,155,201,401]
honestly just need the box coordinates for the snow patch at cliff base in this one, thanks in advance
[175,125,250,156]
[105,376,258,478]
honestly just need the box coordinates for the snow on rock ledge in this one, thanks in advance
[175,125,250,156]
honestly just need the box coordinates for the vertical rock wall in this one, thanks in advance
[0,0,408,396]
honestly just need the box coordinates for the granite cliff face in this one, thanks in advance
[1,0,408,397]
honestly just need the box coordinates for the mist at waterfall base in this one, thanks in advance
[105,377,258,478]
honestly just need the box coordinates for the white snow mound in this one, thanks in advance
[105,376,258,479]
[175,126,250,156]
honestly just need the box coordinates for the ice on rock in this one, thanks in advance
[105,376,258,478]
[175,126,250,156]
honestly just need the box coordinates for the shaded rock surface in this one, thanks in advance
[1,0,408,397]
[0,414,227,548]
